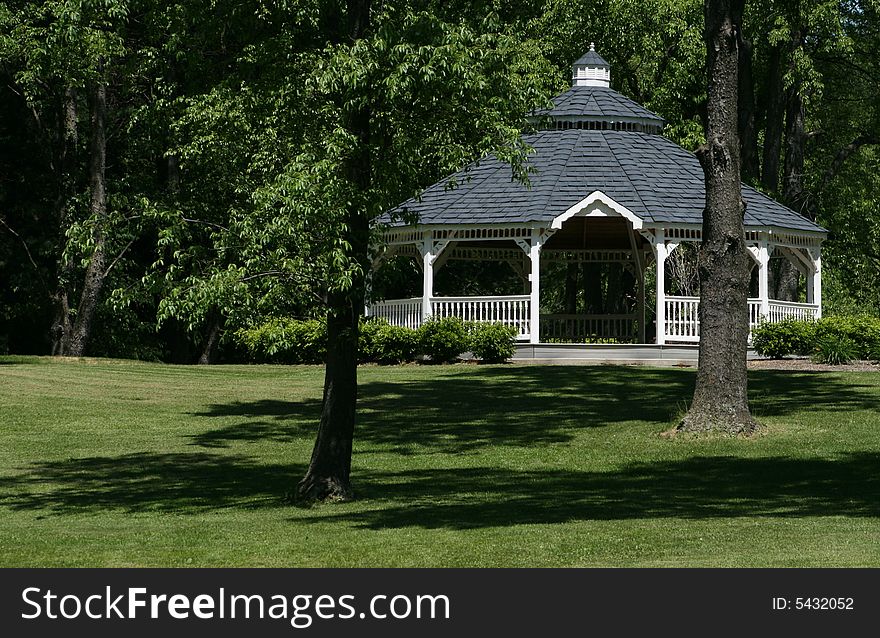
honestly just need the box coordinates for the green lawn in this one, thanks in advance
[1,356,879,567]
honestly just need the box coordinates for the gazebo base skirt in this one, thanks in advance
[513,343,761,366]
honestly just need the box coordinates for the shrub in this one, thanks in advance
[812,334,857,365]
[753,315,880,361]
[469,323,517,363]
[751,319,815,359]
[235,318,326,364]
[814,315,880,360]
[361,319,418,364]
[418,316,470,363]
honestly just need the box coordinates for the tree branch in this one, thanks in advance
[181,216,229,232]
[0,215,47,290]
[103,237,137,278]
[821,133,880,192]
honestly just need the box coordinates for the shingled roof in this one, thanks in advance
[572,48,610,67]
[390,129,826,234]
[536,86,664,124]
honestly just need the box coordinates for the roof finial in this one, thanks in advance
[590,42,596,52]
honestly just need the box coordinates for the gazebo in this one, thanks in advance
[368,46,826,358]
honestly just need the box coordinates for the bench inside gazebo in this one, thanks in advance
[367,45,825,358]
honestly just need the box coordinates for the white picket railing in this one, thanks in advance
[665,296,764,343]
[368,295,820,345]
[431,295,531,338]
[665,296,701,342]
[768,300,820,323]
[540,314,637,342]
[749,299,762,330]
[365,297,422,330]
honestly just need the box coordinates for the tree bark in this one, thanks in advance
[564,263,579,314]
[50,87,79,355]
[680,0,757,435]
[738,33,760,182]
[774,79,810,301]
[761,44,785,193]
[296,0,372,503]
[583,263,604,314]
[783,86,809,218]
[197,313,222,365]
[67,79,109,357]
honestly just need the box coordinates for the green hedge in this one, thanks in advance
[418,317,471,363]
[236,316,519,364]
[361,319,418,364]
[235,318,327,364]
[469,323,517,363]
[751,319,816,359]
[752,315,880,362]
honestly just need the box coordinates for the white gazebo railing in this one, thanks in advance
[366,297,422,330]
[769,300,821,323]
[366,295,531,338]
[664,295,818,343]
[540,314,637,342]
[664,296,701,342]
[368,294,821,345]
[431,295,531,338]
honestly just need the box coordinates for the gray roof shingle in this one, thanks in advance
[536,86,665,124]
[388,129,826,234]
[573,49,610,67]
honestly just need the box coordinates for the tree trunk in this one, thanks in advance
[296,0,372,503]
[680,0,757,435]
[197,313,222,365]
[738,33,760,182]
[605,263,623,313]
[583,263,603,314]
[783,85,809,217]
[564,263,579,314]
[761,45,784,193]
[774,78,810,302]
[67,79,108,357]
[50,87,79,355]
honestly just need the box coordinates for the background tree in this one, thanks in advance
[2,0,880,363]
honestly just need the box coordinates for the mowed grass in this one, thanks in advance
[1,356,879,567]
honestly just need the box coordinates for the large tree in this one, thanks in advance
[679,0,757,434]
[288,3,554,501]
[144,2,556,501]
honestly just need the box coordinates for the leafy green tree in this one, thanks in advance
[0,0,133,356]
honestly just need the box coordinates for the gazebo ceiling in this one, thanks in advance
[543,217,647,251]
[388,128,826,235]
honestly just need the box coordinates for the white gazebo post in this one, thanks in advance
[807,249,822,318]
[654,230,667,345]
[421,231,434,321]
[758,239,770,319]
[529,228,543,344]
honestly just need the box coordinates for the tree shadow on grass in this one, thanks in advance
[749,369,880,418]
[187,367,880,454]
[188,400,322,448]
[0,453,301,515]
[188,367,696,452]
[300,452,880,530]
[4,450,879,529]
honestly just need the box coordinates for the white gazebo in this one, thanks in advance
[368,46,825,358]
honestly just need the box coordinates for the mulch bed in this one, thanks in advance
[748,358,879,372]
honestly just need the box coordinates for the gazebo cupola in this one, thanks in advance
[371,45,827,356]
[572,43,611,87]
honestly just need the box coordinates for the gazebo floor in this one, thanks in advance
[513,343,760,367]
